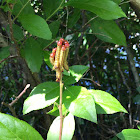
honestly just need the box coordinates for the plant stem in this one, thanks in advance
[59,73,63,140]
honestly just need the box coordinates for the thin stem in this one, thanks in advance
[12,0,30,23]
[59,73,63,140]
[46,0,65,21]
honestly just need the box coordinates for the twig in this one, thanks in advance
[59,73,64,140]
[46,0,65,21]
[0,55,18,64]
[74,10,86,62]
[76,39,98,64]
[1,102,17,118]
[82,16,98,29]
[9,84,30,106]
[1,84,30,117]
[118,61,132,127]
[8,4,20,55]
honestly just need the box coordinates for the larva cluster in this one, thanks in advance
[49,38,70,82]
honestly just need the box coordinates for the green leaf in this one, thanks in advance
[65,0,126,20]
[20,14,52,40]
[47,103,68,117]
[43,0,64,19]
[89,90,128,114]
[13,24,24,40]
[90,18,126,46]
[63,65,89,85]
[68,9,81,28]
[23,82,59,115]
[23,38,43,72]
[63,86,97,123]
[47,113,75,140]
[112,0,121,4]
[0,113,43,140]
[6,24,24,40]
[0,46,10,61]
[117,129,140,140]
[49,21,60,39]
[110,136,118,140]
[13,0,34,17]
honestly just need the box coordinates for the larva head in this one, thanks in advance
[50,53,55,58]
[52,47,57,54]
[57,41,62,46]
[62,45,66,51]
[59,38,65,42]
[64,41,70,48]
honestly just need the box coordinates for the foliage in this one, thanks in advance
[0,0,140,139]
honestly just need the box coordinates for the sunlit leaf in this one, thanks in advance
[66,0,126,20]
[89,90,128,114]
[23,82,59,114]
[117,129,140,140]
[47,103,68,117]
[63,65,89,85]
[0,113,43,140]
[63,86,97,123]
[47,113,75,140]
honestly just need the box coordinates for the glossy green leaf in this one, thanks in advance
[23,82,59,115]
[89,90,128,114]
[63,86,97,123]
[117,129,140,140]
[63,65,89,85]
[68,9,81,28]
[23,38,43,72]
[66,0,126,20]
[0,113,43,140]
[0,46,10,61]
[13,0,34,17]
[49,21,60,38]
[90,18,126,46]
[47,113,75,140]
[20,14,52,40]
